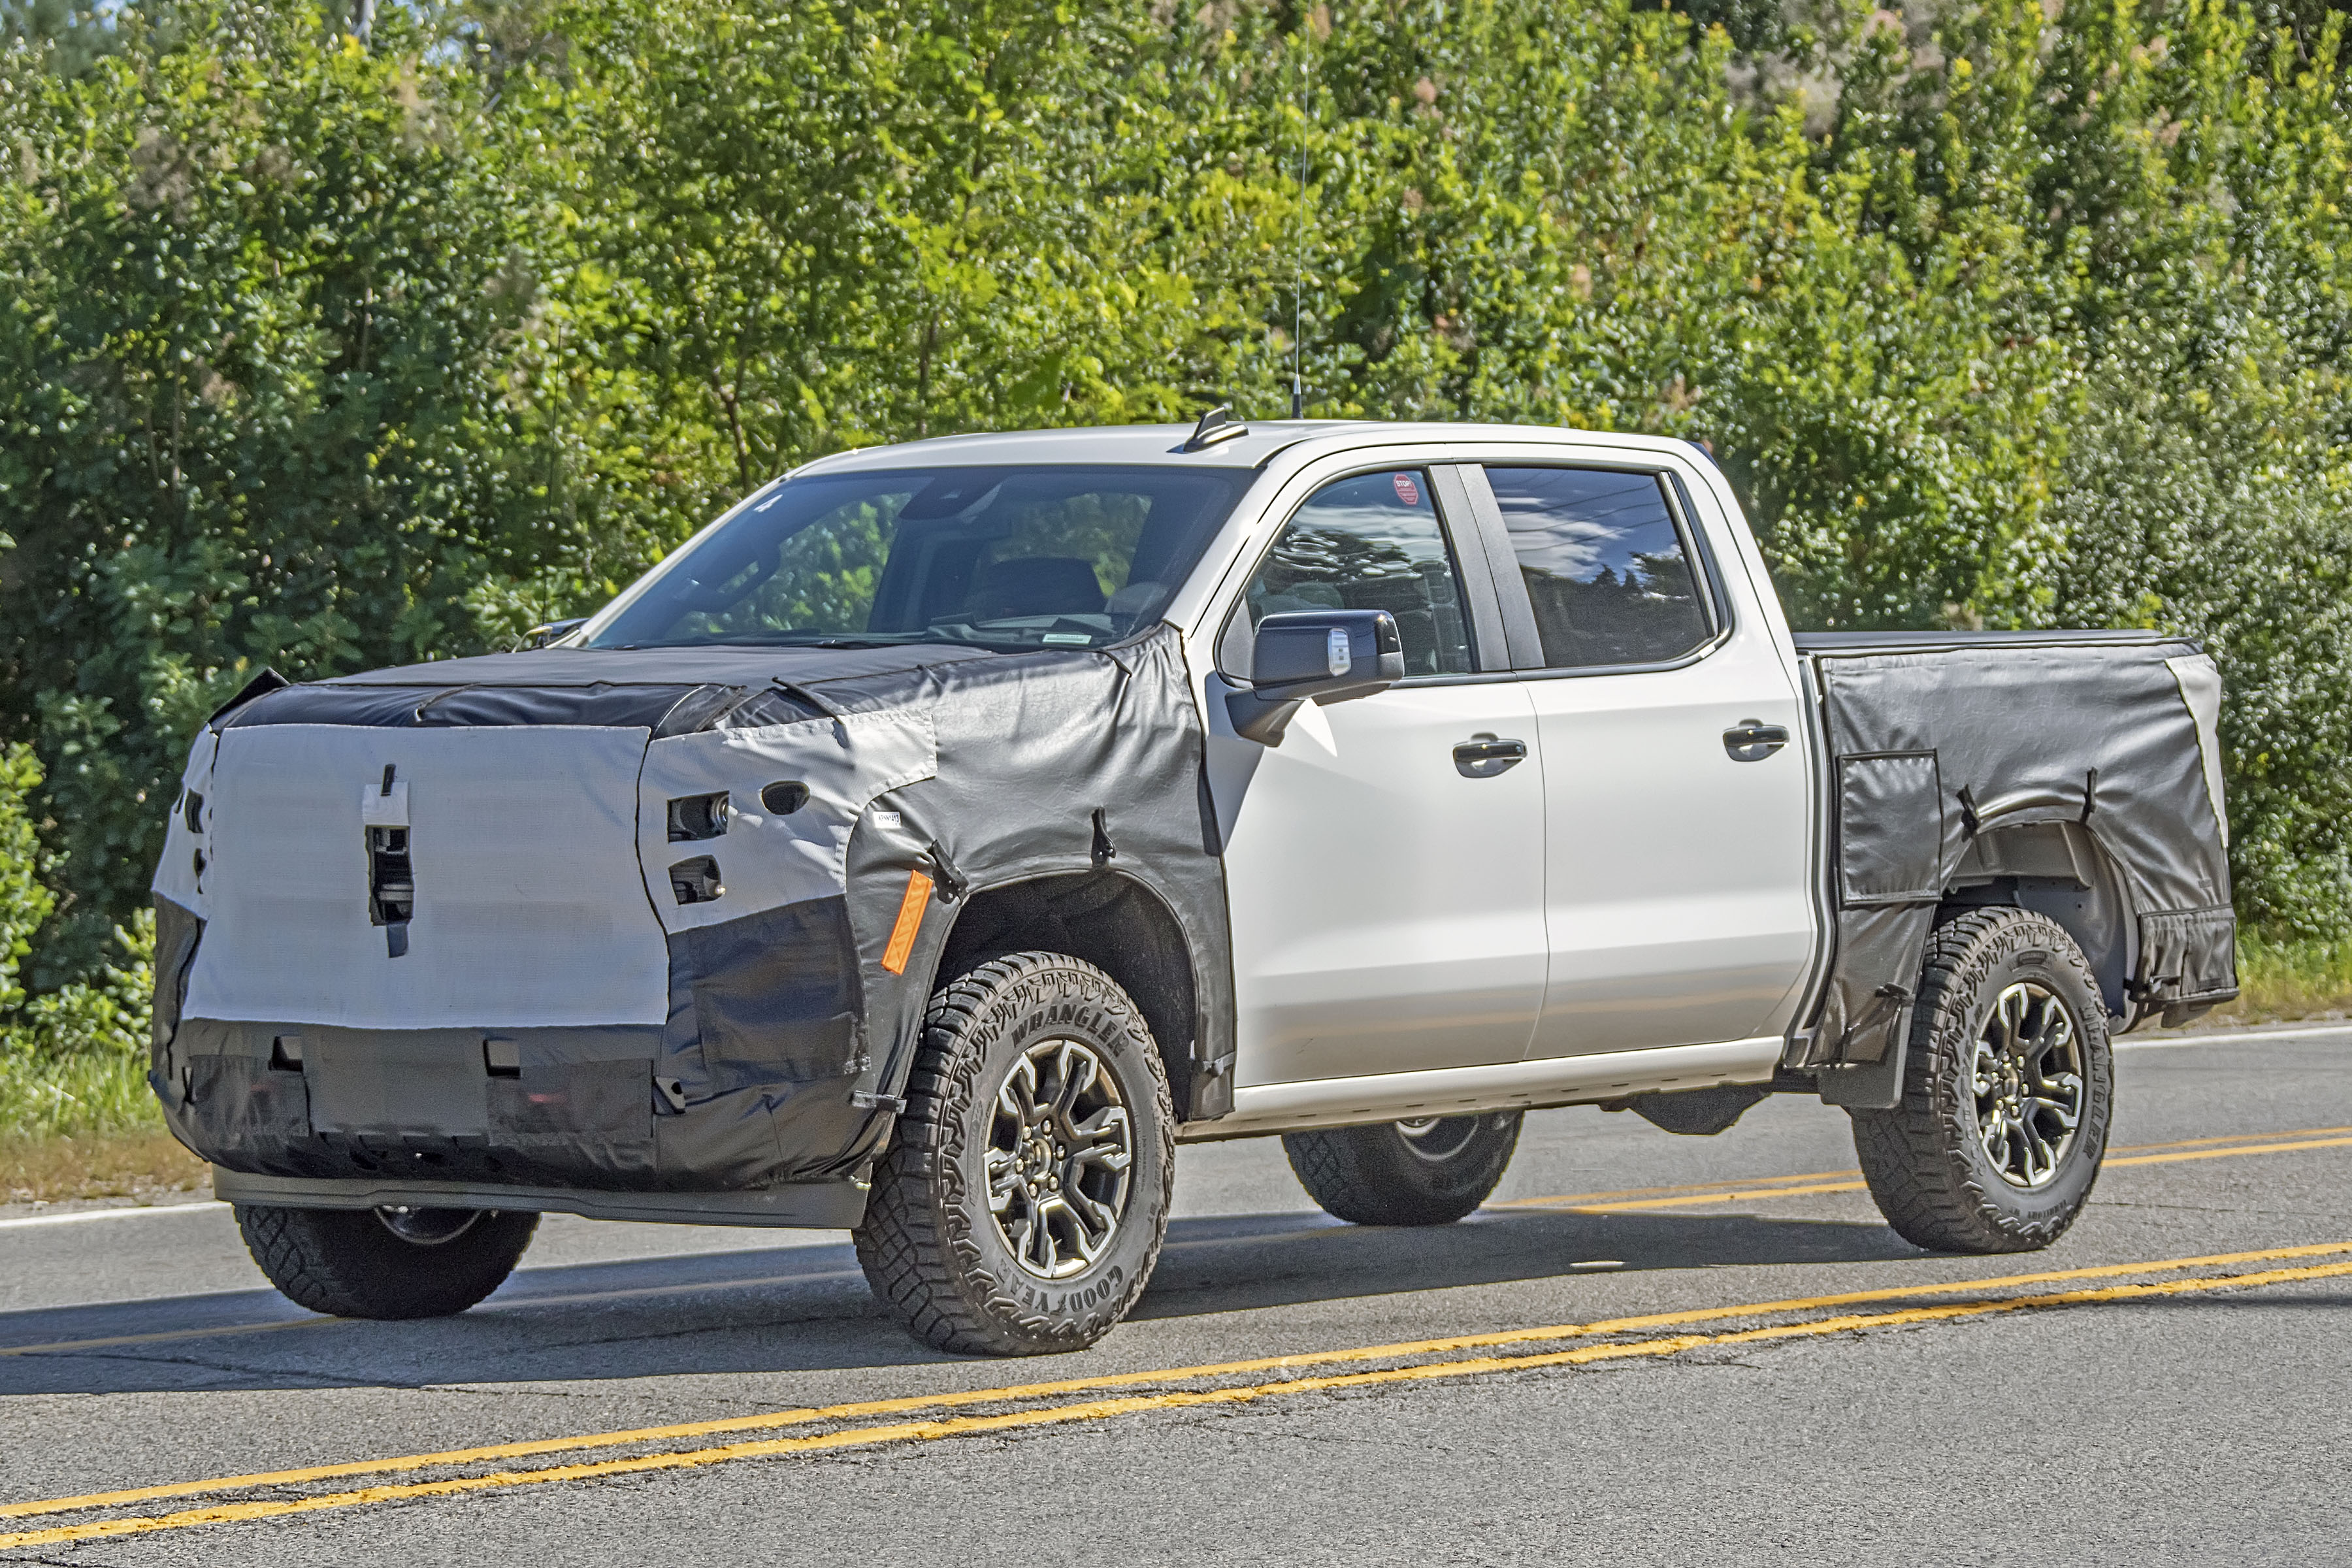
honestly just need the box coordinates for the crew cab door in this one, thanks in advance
[1458,457,1814,1056]
[1207,460,1547,1086]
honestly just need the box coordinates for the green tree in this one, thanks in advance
[5,0,2352,1013]
[0,1,587,981]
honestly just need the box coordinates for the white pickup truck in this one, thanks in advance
[151,415,2238,1354]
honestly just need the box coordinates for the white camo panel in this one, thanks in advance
[181,723,671,1029]
[150,730,219,916]
[636,709,939,934]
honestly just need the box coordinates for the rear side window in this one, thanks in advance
[1238,469,1474,676]
[1485,466,1712,670]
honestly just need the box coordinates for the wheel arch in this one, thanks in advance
[1938,819,2137,1022]
[1822,823,2134,1111]
[921,870,1203,1116]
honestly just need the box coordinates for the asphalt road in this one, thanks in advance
[4,1024,2349,1565]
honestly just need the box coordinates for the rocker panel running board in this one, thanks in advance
[1181,1037,1783,1141]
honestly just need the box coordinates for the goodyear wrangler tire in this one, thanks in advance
[855,952,1175,1356]
[1282,1112,1523,1226]
[235,1205,538,1319]
[1850,907,2114,1254]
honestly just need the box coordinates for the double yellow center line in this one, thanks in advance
[7,1238,2351,1550]
[6,1122,2342,1363]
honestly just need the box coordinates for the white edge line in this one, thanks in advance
[0,1027,2340,1233]
[2115,1023,2352,1053]
[0,1201,229,1232]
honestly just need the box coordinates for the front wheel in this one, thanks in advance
[236,1205,538,1318]
[1850,907,2114,1253]
[855,952,1175,1356]
[1283,1112,1523,1226]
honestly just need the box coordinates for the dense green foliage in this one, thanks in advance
[2,0,2349,1030]
[1,743,153,1128]
[0,740,152,1137]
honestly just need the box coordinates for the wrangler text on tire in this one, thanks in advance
[854,951,1175,1356]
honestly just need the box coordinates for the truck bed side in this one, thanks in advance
[1789,630,2236,1107]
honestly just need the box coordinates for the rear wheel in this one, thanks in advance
[855,952,1175,1356]
[1283,1111,1523,1226]
[236,1205,538,1319]
[1850,907,2113,1253]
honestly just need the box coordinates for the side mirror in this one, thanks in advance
[1226,610,1406,745]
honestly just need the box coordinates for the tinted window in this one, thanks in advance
[585,466,1247,652]
[1486,466,1712,668]
[1240,469,1474,676]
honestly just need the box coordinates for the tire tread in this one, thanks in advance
[1851,907,2110,1254]
[1282,1113,1522,1227]
[235,1205,536,1319]
[855,952,1175,1356]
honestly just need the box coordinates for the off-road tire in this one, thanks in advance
[235,1205,538,1319]
[1850,907,2113,1254]
[855,952,1175,1356]
[1282,1111,1523,1226]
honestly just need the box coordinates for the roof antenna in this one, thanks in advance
[1185,404,1249,452]
[1290,41,1309,420]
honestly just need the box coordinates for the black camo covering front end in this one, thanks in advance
[148,629,1232,1194]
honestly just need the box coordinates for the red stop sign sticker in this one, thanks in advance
[1392,472,1420,506]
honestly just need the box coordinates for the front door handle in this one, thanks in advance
[1723,720,1790,762]
[1454,734,1528,777]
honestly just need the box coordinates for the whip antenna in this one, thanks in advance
[1291,42,1308,420]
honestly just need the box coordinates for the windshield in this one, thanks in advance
[583,465,1250,653]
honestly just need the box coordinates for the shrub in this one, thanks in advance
[0,741,155,1135]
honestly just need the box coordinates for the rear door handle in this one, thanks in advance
[1723,721,1790,762]
[1454,734,1528,777]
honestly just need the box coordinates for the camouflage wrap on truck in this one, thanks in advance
[148,627,1232,1197]
[1791,632,2236,1101]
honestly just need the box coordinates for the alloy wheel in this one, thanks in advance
[986,1038,1135,1279]
[1969,981,2086,1189]
[1394,1115,1482,1164]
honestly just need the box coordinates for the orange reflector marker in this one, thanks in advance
[881,870,934,974]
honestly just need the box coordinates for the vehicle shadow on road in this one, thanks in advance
[0,1206,1915,1397]
[1134,1204,1916,1320]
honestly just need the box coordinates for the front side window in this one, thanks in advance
[1486,466,1713,669]
[1237,469,1475,676]
[584,466,1248,652]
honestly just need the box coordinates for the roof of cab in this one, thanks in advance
[787,419,1708,476]
[791,421,1372,474]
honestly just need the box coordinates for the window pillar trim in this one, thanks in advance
[1452,462,1548,669]
[1424,464,1514,675]
[1662,468,1737,642]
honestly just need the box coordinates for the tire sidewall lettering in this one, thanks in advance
[1914,910,2112,1241]
[913,956,1172,1346]
[1009,1263,1127,1316]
